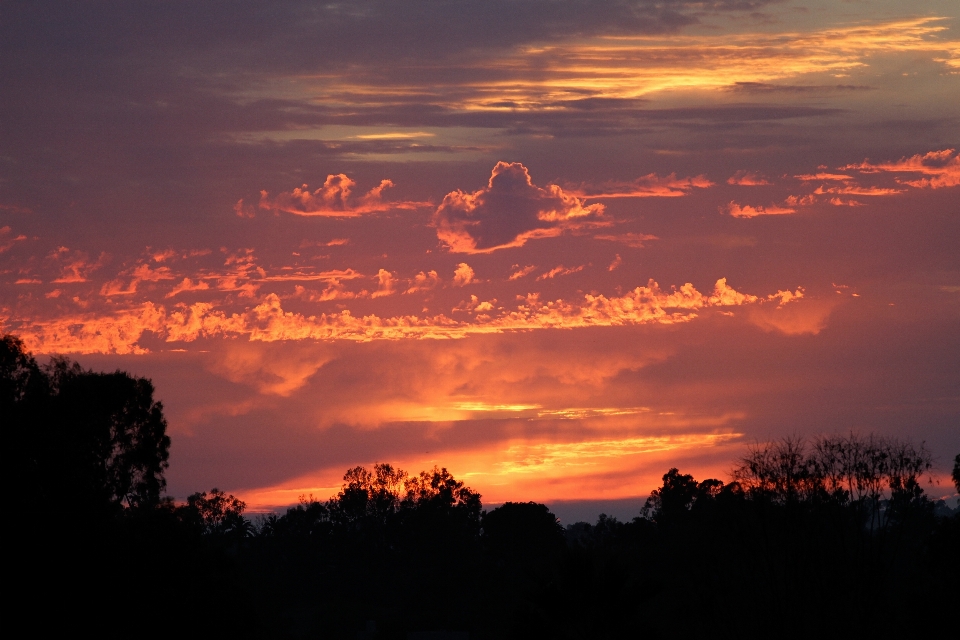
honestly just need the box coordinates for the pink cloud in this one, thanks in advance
[844,148,960,189]
[509,265,536,280]
[371,269,397,298]
[722,201,796,218]
[49,248,108,283]
[166,277,211,298]
[828,197,865,207]
[813,185,903,196]
[259,175,428,217]
[434,162,605,253]
[262,268,364,283]
[0,226,27,253]
[100,264,175,296]
[404,270,440,294]
[794,173,854,181]
[571,173,714,198]
[9,278,805,354]
[595,232,659,248]
[608,254,622,271]
[453,263,475,286]
[784,194,816,207]
[537,265,585,281]
[727,171,771,186]
[0,203,32,214]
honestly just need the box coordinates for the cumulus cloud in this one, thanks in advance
[371,269,397,298]
[453,263,475,286]
[784,194,816,207]
[166,277,211,298]
[259,174,428,217]
[723,201,795,218]
[433,162,605,253]
[844,148,960,189]
[7,277,807,354]
[49,248,108,283]
[570,173,714,198]
[404,270,440,294]
[828,197,865,207]
[727,171,771,186]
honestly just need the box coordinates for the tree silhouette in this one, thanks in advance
[482,501,563,557]
[179,488,250,538]
[2,335,170,519]
[953,453,960,493]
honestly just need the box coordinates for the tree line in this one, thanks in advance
[3,335,958,639]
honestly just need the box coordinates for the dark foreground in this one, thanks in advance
[4,335,959,638]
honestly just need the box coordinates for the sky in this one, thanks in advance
[2,0,959,519]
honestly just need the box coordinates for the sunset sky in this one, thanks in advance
[2,0,958,518]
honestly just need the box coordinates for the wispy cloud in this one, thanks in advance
[537,265,584,281]
[845,148,960,189]
[259,174,429,217]
[722,201,795,218]
[570,173,713,199]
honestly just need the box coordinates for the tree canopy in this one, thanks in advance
[2,334,170,518]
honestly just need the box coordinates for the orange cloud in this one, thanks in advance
[101,263,176,297]
[335,17,957,117]
[8,278,804,354]
[844,148,960,189]
[453,263,475,286]
[813,185,903,196]
[571,173,713,199]
[151,249,177,263]
[404,270,440,294]
[49,247,108,283]
[727,171,771,186]
[608,254,622,271]
[166,277,211,298]
[259,175,428,217]
[0,226,27,253]
[262,268,364,283]
[828,197,865,207]
[795,173,854,181]
[296,281,369,302]
[746,294,836,336]
[11,303,167,354]
[508,265,537,280]
[206,342,335,397]
[233,199,256,218]
[537,265,584,281]
[434,162,605,253]
[784,194,816,207]
[370,269,397,298]
[723,201,795,218]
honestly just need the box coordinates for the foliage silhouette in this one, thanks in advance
[3,334,169,519]
[4,335,958,638]
[954,453,960,493]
